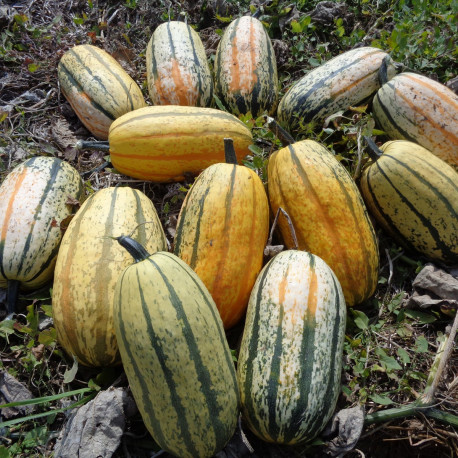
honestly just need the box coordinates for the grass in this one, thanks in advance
[0,0,457,456]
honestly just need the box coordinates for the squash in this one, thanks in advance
[0,156,83,314]
[114,236,239,458]
[58,44,145,140]
[267,140,379,306]
[146,21,213,107]
[214,15,278,117]
[52,187,167,367]
[372,72,458,167]
[174,139,269,329]
[360,139,458,264]
[277,47,399,131]
[237,249,346,444]
[107,105,253,182]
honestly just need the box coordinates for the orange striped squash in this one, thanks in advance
[372,72,458,167]
[267,140,379,306]
[214,15,278,117]
[108,106,253,182]
[146,21,213,107]
[58,44,145,140]
[173,141,269,328]
[277,47,398,131]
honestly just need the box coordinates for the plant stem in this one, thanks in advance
[76,140,110,151]
[224,138,238,165]
[265,116,296,146]
[7,279,20,315]
[364,136,383,162]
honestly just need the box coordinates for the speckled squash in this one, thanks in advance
[58,44,145,140]
[173,141,270,329]
[237,250,346,444]
[52,187,167,367]
[114,238,239,458]
[214,15,278,117]
[267,140,379,306]
[360,140,458,264]
[108,105,253,182]
[277,47,398,131]
[146,21,213,107]
[0,157,83,310]
[372,72,458,167]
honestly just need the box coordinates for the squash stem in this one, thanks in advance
[364,136,383,162]
[224,138,238,165]
[116,236,151,263]
[76,140,110,152]
[266,116,296,146]
[7,280,20,315]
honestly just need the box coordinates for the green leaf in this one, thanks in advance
[213,94,227,112]
[352,309,369,330]
[28,63,38,73]
[0,445,10,458]
[63,357,78,383]
[375,348,402,371]
[404,309,436,323]
[370,393,394,405]
[397,347,411,364]
[291,20,303,33]
[41,304,53,317]
[414,335,429,353]
[38,328,57,346]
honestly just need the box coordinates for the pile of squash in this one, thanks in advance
[1,12,457,458]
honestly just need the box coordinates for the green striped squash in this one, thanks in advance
[277,47,398,131]
[372,72,458,168]
[214,15,278,117]
[146,21,213,107]
[114,238,239,458]
[173,140,269,329]
[52,187,167,367]
[58,44,145,140]
[108,105,253,182]
[0,157,83,312]
[267,140,379,306]
[360,140,458,264]
[237,250,346,444]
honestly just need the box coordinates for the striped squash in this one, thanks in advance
[108,105,253,182]
[146,21,213,107]
[0,157,83,313]
[58,44,145,140]
[114,237,239,458]
[237,250,346,444]
[277,47,398,131]
[267,140,379,306]
[360,140,458,264]
[214,15,278,118]
[52,187,167,367]
[173,139,270,329]
[372,72,458,167]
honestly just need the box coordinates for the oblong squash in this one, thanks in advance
[52,187,167,367]
[108,105,253,182]
[0,157,83,298]
[372,72,458,167]
[214,15,278,117]
[146,21,213,107]
[114,239,239,458]
[237,250,346,444]
[58,44,146,140]
[360,140,458,264]
[173,142,270,329]
[267,140,379,306]
[277,47,398,131]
